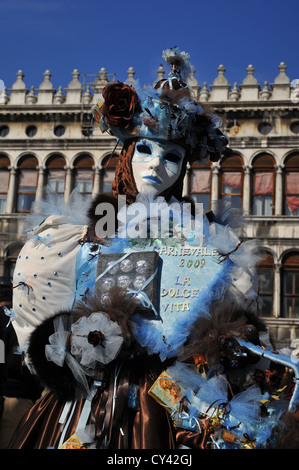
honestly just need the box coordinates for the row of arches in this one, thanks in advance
[190,152,299,216]
[0,148,297,171]
[0,153,118,214]
[0,151,115,170]
[1,150,298,215]
[257,251,299,319]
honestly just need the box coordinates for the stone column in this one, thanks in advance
[0,257,5,277]
[273,263,282,318]
[64,166,73,202]
[99,166,105,193]
[5,166,17,214]
[35,166,45,200]
[242,165,251,215]
[275,165,283,215]
[211,164,220,203]
[92,166,100,198]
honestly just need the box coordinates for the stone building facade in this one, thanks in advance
[0,62,298,349]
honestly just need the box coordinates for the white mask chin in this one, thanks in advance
[131,139,185,198]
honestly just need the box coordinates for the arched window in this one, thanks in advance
[252,154,275,216]
[0,125,9,137]
[0,155,10,213]
[258,122,272,136]
[26,125,37,138]
[220,154,244,209]
[256,251,274,317]
[46,154,66,202]
[284,153,299,216]
[54,125,66,137]
[16,155,38,212]
[227,121,241,136]
[101,154,118,193]
[73,154,94,198]
[290,122,299,134]
[282,252,299,318]
[188,160,212,210]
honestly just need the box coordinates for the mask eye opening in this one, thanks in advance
[163,152,181,163]
[136,144,152,155]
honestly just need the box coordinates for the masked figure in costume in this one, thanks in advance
[7,47,298,450]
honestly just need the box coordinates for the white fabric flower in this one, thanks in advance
[71,312,123,368]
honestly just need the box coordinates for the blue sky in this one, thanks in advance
[1,0,298,93]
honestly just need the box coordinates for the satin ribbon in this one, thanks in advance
[96,361,129,449]
[3,306,17,326]
[57,383,99,448]
[128,267,160,317]
[57,401,77,448]
[170,408,202,432]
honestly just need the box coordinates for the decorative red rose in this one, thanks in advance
[101,81,139,129]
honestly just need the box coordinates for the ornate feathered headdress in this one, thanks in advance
[161,46,192,84]
[92,47,231,163]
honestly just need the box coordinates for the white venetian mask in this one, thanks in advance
[131,138,185,197]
